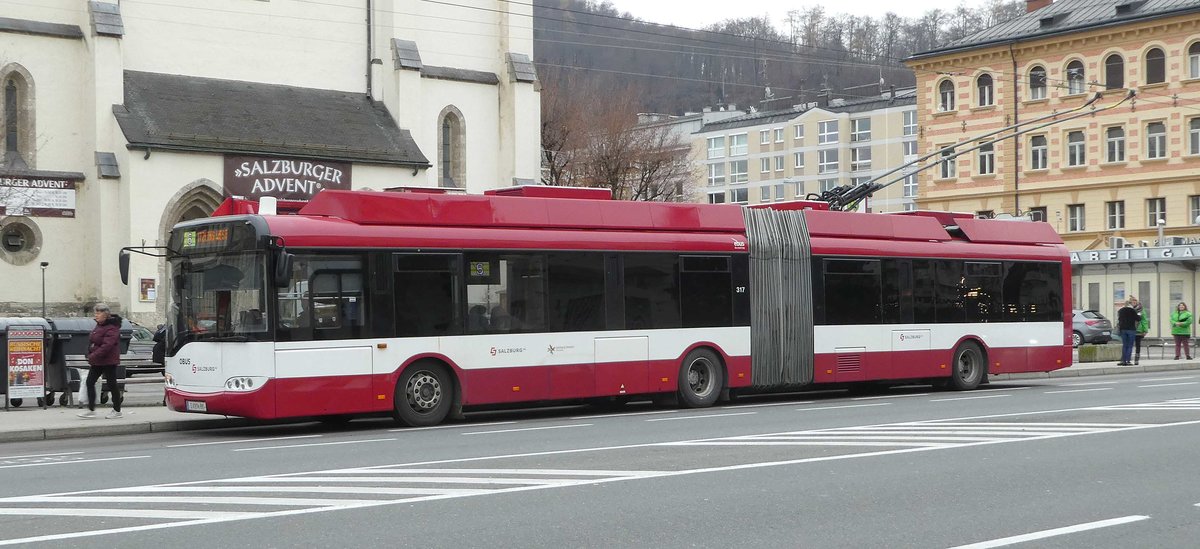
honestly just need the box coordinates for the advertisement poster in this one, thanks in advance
[6,326,45,400]
[0,176,78,218]
[139,278,157,302]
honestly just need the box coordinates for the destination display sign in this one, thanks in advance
[172,221,259,254]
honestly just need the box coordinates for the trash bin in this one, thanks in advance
[43,324,72,406]
[46,317,131,406]
[0,317,54,409]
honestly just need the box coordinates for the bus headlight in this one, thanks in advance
[164,373,176,388]
[223,376,268,392]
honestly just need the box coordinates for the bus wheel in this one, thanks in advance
[394,362,453,427]
[678,349,723,408]
[947,342,985,391]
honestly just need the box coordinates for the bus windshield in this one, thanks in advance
[173,252,270,342]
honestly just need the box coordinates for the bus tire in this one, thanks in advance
[393,362,454,427]
[947,341,985,391]
[678,348,723,408]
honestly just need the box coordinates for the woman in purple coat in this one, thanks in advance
[78,303,123,419]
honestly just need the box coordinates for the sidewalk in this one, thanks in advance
[3,357,1199,443]
[0,378,253,443]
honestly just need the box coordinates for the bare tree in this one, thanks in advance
[540,79,694,201]
[539,67,583,186]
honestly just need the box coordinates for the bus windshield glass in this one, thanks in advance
[174,252,270,341]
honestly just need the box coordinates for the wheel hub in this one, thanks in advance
[407,372,442,411]
[689,360,711,395]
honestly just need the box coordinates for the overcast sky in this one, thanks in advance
[603,1,993,29]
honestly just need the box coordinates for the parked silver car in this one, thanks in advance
[123,322,162,376]
[1072,309,1113,347]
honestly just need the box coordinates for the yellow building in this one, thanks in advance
[692,90,918,211]
[908,0,1200,334]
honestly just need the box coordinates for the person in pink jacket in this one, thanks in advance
[78,303,123,419]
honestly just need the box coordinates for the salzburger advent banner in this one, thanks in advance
[0,176,78,217]
[224,155,352,201]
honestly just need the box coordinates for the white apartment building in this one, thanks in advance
[0,0,540,323]
[693,90,918,211]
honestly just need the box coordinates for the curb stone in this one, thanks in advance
[993,361,1200,381]
[0,417,253,443]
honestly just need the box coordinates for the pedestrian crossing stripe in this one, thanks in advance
[663,421,1151,449]
[1090,398,1200,411]
[0,467,658,531]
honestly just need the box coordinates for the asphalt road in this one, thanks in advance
[3,373,1200,548]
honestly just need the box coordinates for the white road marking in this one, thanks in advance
[1045,388,1113,394]
[0,456,149,470]
[166,435,322,448]
[233,439,396,452]
[1137,382,1199,388]
[0,452,82,460]
[1136,376,1195,382]
[388,421,517,432]
[8,496,380,507]
[929,395,1011,402]
[1092,398,1200,411]
[796,403,891,412]
[948,515,1150,548]
[851,392,931,401]
[103,486,488,496]
[220,476,590,485]
[645,412,757,422]
[669,421,1144,449]
[685,440,955,447]
[727,400,816,409]
[325,468,659,476]
[0,401,1192,546]
[1058,381,1119,387]
[923,421,1144,428]
[0,508,253,520]
[859,425,1126,432]
[462,424,592,435]
[569,410,679,420]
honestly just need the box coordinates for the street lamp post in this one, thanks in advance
[40,261,48,318]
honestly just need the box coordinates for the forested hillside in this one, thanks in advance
[533,0,1027,113]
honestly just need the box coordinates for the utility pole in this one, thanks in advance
[40,261,48,317]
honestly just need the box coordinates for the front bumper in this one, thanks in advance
[166,382,275,419]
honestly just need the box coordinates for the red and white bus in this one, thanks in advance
[133,187,1071,426]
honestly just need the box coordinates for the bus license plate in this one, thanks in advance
[186,400,207,412]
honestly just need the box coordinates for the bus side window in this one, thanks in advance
[276,255,366,342]
[312,270,365,339]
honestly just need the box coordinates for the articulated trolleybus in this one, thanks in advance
[132,187,1071,426]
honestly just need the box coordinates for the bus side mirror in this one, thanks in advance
[119,249,130,285]
[274,251,294,287]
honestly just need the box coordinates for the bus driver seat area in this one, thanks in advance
[238,309,265,330]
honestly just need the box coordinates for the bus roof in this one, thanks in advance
[299,190,747,233]
[210,190,1063,253]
